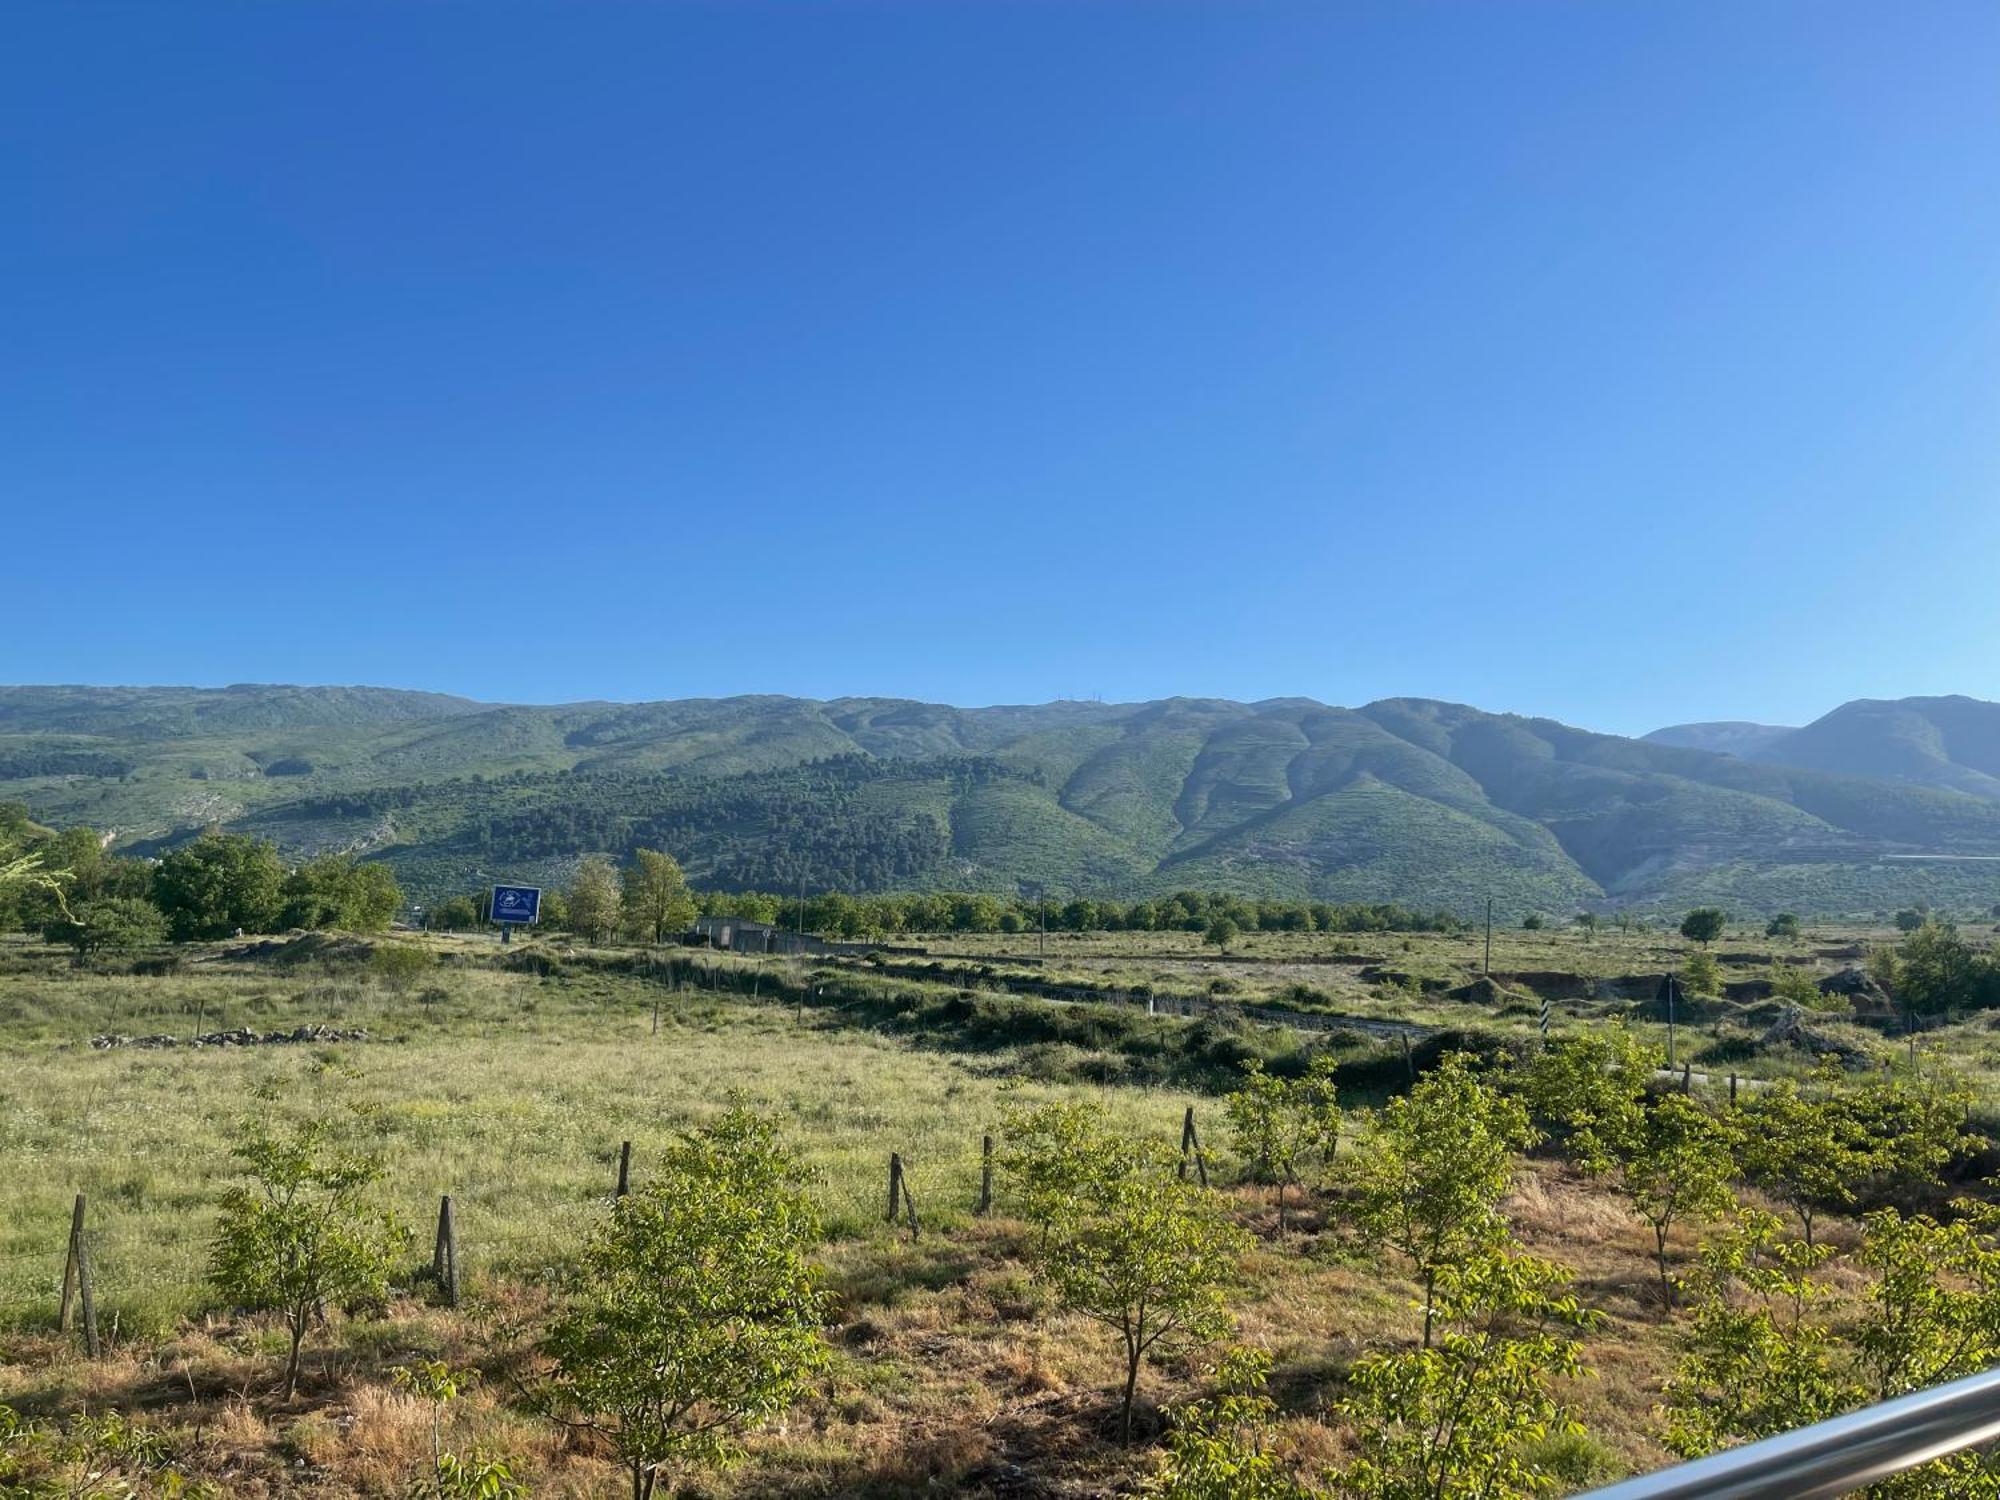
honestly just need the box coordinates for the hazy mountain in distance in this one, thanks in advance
[0,683,486,738]
[1751,697,2000,801]
[1642,722,1797,757]
[1652,696,2000,802]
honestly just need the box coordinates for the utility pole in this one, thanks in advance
[1666,972,1679,1069]
[1484,897,1493,976]
[796,871,807,940]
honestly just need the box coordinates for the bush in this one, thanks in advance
[42,896,165,958]
[540,1103,829,1498]
[369,942,437,992]
[208,1101,405,1399]
[1681,951,1724,998]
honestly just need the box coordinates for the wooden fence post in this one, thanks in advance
[60,1196,99,1357]
[977,1134,993,1216]
[1178,1107,1209,1188]
[1681,1063,1692,1094]
[1729,1073,1738,1105]
[433,1196,458,1308]
[615,1141,632,1199]
[886,1153,904,1223]
[58,1194,84,1333]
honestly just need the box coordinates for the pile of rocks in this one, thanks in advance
[90,1024,370,1050]
[1817,965,1896,1019]
[1757,1007,1874,1068]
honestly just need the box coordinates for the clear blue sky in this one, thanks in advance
[6,3,1998,736]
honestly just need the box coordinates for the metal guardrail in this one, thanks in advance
[1574,1366,2000,1499]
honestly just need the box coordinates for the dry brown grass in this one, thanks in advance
[0,1161,1799,1497]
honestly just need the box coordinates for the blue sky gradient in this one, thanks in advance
[6,2,1997,735]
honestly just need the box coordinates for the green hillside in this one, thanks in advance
[9,684,2000,915]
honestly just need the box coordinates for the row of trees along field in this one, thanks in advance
[16,811,2000,1029]
[6,1032,1988,1497]
[423,872,1475,942]
[2,804,1476,956]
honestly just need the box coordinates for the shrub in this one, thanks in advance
[539,1102,829,1499]
[369,942,437,992]
[207,1097,405,1398]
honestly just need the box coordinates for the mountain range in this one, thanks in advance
[1647,697,2000,803]
[6,684,2000,916]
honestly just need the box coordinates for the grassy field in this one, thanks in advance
[893,916,2000,1085]
[0,921,1987,1496]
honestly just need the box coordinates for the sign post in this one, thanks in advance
[490,884,541,944]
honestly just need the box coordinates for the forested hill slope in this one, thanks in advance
[8,685,2000,915]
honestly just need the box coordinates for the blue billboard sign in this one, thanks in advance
[491,884,541,926]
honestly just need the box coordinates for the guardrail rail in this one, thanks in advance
[1574,1366,2000,1499]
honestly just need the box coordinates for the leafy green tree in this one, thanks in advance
[1574,911,1599,940]
[2,819,81,933]
[1515,1026,1657,1161]
[1662,1210,1850,1459]
[1853,1201,2000,1405]
[1345,1054,1537,1346]
[1680,908,1727,947]
[1766,913,1802,940]
[1146,1346,1311,1500]
[621,848,697,944]
[1667,1203,2000,1494]
[1330,1247,1598,1500]
[567,856,622,944]
[1895,908,1927,933]
[153,831,285,941]
[1224,1056,1341,1228]
[998,1095,1126,1242]
[1768,962,1830,1011]
[950,893,1005,933]
[41,895,165,959]
[207,1098,405,1399]
[1521,913,1544,931]
[6,826,118,934]
[429,895,481,931]
[1896,920,1984,1019]
[539,1103,829,1499]
[1602,1093,1738,1306]
[1680,949,1724,999]
[1736,1075,1876,1246]
[1204,916,1240,949]
[1851,1069,1978,1200]
[537,887,569,930]
[1867,942,1904,1000]
[1038,1143,1251,1440]
[278,855,401,932]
